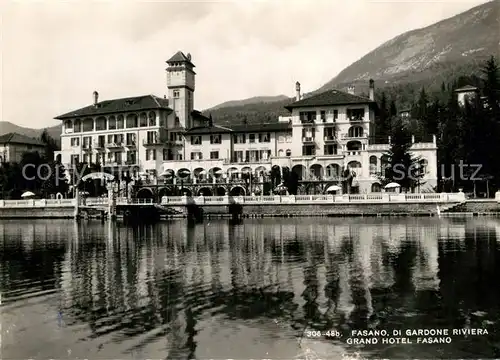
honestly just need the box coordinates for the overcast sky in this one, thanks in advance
[1,0,490,129]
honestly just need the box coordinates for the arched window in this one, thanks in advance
[369,156,378,175]
[420,159,428,174]
[285,149,291,157]
[278,149,284,157]
[148,111,156,126]
[117,115,124,129]
[126,114,138,128]
[74,119,81,132]
[371,183,382,192]
[348,126,364,138]
[139,113,148,127]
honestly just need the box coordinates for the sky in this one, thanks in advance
[0,0,491,129]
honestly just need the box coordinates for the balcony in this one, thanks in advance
[106,142,123,149]
[302,137,315,143]
[82,144,92,151]
[94,142,106,150]
[300,119,316,125]
[125,141,136,148]
[324,135,337,142]
[348,117,365,123]
[143,138,165,146]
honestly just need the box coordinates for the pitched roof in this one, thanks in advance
[0,132,45,146]
[185,124,233,135]
[54,95,172,120]
[230,122,291,133]
[285,89,375,110]
[166,51,195,67]
[454,85,478,92]
[185,122,291,135]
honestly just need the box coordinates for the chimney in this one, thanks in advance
[295,81,301,101]
[93,91,99,105]
[347,85,355,95]
[369,79,375,101]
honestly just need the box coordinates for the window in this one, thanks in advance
[146,149,156,161]
[108,116,116,130]
[324,126,336,140]
[233,151,244,162]
[64,120,73,129]
[286,149,291,157]
[348,126,364,138]
[233,134,246,144]
[163,149,173,160]
[173,90,180,98]
[146,131,158,144]
[278,135,285,143]
[116,115,124,129]
[148,111,156,126]
[126,114,138,128]
[347,108,364,121]
[333,110,338,120]
[73,119,81,132]
[83,136,92,149]
[190,136,202,145]
[97,135,105,147]
[126,133,136,146]
[210,151,219,159]
[70,155,79,165]
[127,151,137,164]
[139,113,148,127]
[95,117,106,131]
[259,133,270,143]
[302,128,314,139]
[302,145,315,156]
[260,149,271,160]
[324,144,337,155]
[320,111,326,122]
[190,152,202,160]
[174,117,180,127]
[107,134,123,144]
[82,118,93,132]
[249,134,255,143]
[70,137,80,147]
[299,111,316,123]
[210,135,221,144]
[278,149,284,157]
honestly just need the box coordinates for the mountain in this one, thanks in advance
[208,95,290,111]
[205,0,499,124]
[0,121,61,144]
[319,0,499,91]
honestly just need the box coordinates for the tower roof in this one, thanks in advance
[166,51,194,67]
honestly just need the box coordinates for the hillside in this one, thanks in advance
[0,122,61,144]
[205,0,499,125]
[208,95,290,111]
[319,0,499,90]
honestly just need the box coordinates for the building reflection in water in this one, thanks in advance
[1,218,500,359]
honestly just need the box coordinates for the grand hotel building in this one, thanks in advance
[54,51,438,196]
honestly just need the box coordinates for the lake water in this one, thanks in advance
[1,218,499,359]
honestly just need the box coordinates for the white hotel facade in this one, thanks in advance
[54,51,438,196]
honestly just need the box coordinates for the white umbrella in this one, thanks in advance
[21,191,35,198]
[214,169,224,175]
[275,183,287,191]
[384,182,401,189]
[81,172,114,182]
[326,185,341,192]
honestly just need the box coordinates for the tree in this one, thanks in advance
[389,99,397,118]
[40,129,59,161]
[379,118,424,192]
[482,56,499,110]
[282,167,298,195]
[375,92,390,142]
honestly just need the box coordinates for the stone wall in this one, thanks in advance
[0,206,74,219]
[200,202,452,216]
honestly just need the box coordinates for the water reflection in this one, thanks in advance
[1,218,500,359]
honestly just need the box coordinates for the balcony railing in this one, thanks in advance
[143,138,165,146]
[324,135,337,142]
[82,144,92,151]
[106,142,123,148]
[125,141,136,147]
[348,117,365,123]
[125,160,137,165]
[302,137,315,143]
[94,142,106,150]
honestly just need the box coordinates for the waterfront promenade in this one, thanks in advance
[0,192,470,219]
